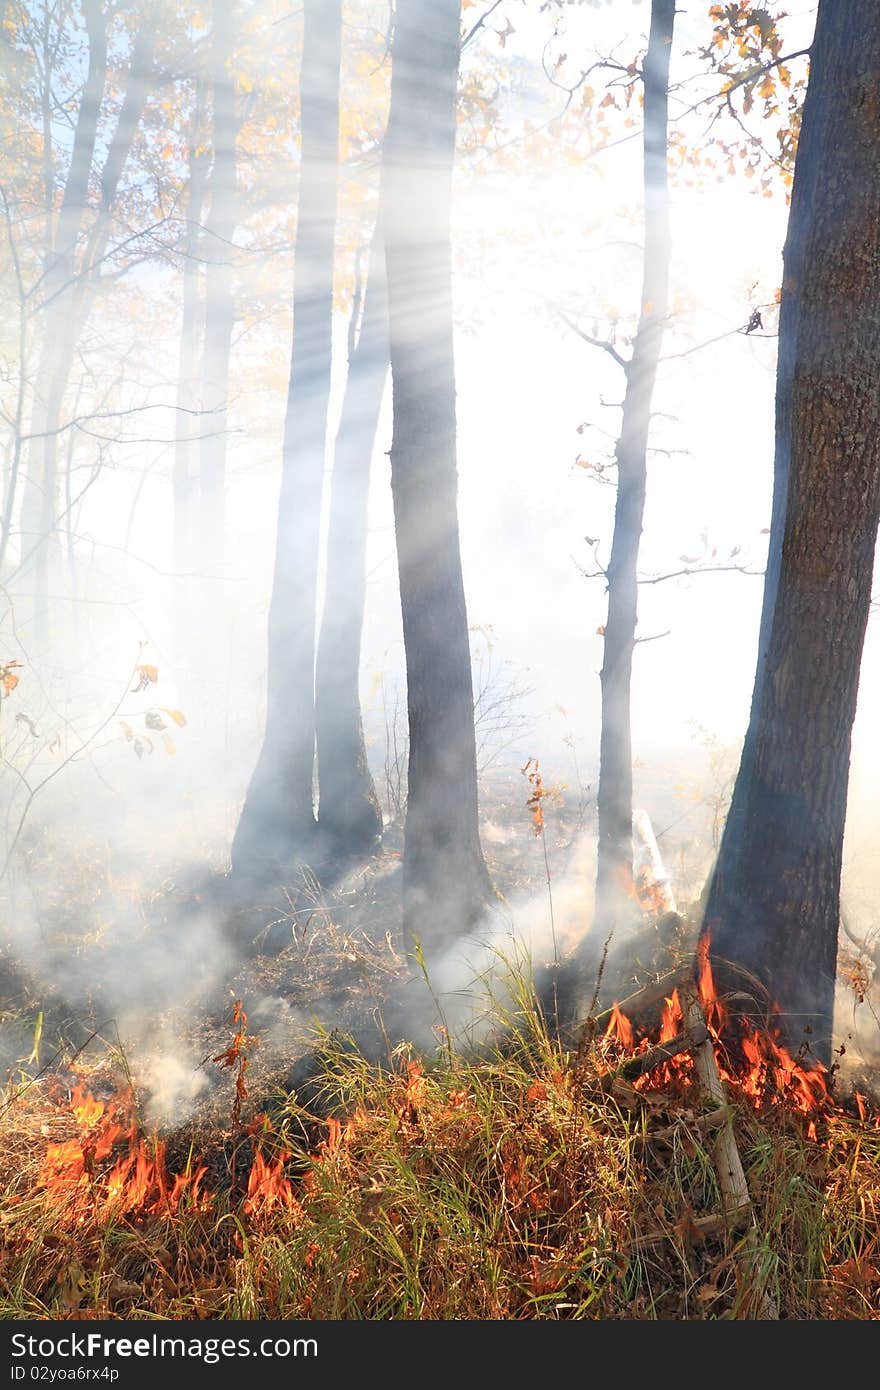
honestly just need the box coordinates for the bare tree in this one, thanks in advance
[592,0,676,939]
[314,227,387,862]
[383,0,496,953]
[232,0,342,885]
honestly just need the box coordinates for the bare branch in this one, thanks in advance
[638,563,764,585]
[461,0,505,52]
[552,303,629,371]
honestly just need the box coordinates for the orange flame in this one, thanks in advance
[70,1082,105,1129]
[38,1083,214,1221]
[697,935,726,1034]
[602,1004,634,1050]
[658,988,683,1044]
[595,938,834,1132]
[243,1151,299,1217]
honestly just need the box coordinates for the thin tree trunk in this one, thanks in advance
[173,83,209,646]
[594,0,675,936]
[21,4,155,639]
[313,228,387,861]
[199,0,238,581]
[76,11,158,298]
[702,0,880,1067]
[22,0,107,646]
[383,0,495,954]
[231,0,341,883]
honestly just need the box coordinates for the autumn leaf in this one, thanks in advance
[161,707,187,728]
[144,710,167,732]
[162,733,177,757]
[0,661,22,698]
[131,664,159,694]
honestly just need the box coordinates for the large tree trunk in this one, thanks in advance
[702,0,880,1067]
[313,228,387,862]
[594,0,675,934]
[231,0,341,883]
[199,0,239,582]
[383,0,495,955]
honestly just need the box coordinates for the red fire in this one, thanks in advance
[243,1150,300,1218]
[599,939,838,1128]
[659,988,683,1044]
[39,1080,211,1222]
[603,1004,634,1050]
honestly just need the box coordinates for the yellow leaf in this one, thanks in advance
[163,733,177,756]
[161,707,187,728]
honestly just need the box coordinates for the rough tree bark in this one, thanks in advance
[383,0,495,953]
[313,228,387,861]
[702,0,880,1067]
[594,0,675,935]
[231,0,341,882]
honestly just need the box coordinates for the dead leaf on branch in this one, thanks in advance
[0,661,22,697]
[131,664,158,694]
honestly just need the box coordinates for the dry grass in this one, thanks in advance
[0,985,878,1321]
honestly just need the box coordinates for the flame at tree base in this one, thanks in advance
[600,937,840,1138]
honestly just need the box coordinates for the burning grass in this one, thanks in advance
[1,977,879,1320]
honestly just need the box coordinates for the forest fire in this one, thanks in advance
[38,1079,213,1222]
[33,1071,320,1234]
[601,939,835,1129]
[243,1150,299,1218]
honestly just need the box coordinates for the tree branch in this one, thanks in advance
[638,563,764,585]
[461,0,505,52]
[552,303,628,371]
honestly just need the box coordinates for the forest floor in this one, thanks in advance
[1,773,879,1319]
